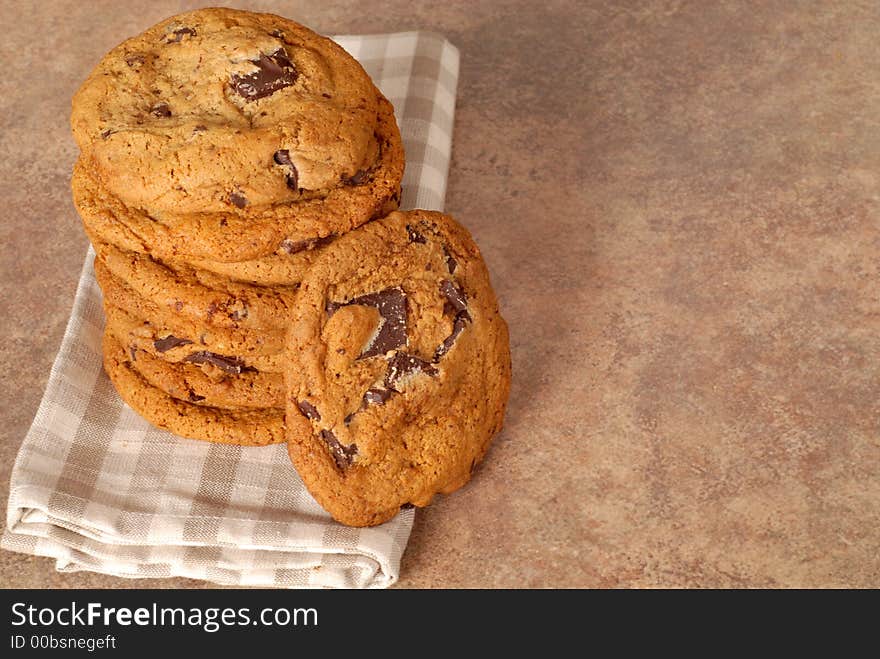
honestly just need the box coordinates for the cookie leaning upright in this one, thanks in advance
[285,210,511,526]
[71,7,404,262]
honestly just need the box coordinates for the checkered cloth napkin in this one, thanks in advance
[2,32,460,588]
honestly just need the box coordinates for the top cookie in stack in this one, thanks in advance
[73,7,404,273]
[70,8,404,445]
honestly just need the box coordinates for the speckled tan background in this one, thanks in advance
[2,0,879,588]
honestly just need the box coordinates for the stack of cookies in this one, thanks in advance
[71,8,510,526]
[70,9,403,446]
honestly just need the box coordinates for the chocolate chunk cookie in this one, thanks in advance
[127,341,284,409]
[96,259,288,363]
[92,239,298,332]
[70,8,404,261]
[103,302,287,375]
[103,332,285,445]
[285,211,511,526]
[72,94,402,263]
[74,8,381,214]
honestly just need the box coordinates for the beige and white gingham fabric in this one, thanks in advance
[2,32,460,589]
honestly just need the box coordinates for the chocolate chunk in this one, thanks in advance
[273,149,299,189]
[345,388,393,426]
[183,351,248,375]
[325,300,342,314]
[443,246,458,273]
[167,27,196,43]
[229,191,248,208]
[385,353,438,390]
[342,169,368,186]
[440,280,469,315]
[434,312,469,360]
[345,288,408,358]
[270,29,285,38]
[434,282,471,359]
[363,388,392,405]
[297,400,321,421]
[150,103,171,117]
[320,429,357,469]
[100,129,113,139]
[153,335,193,353]
[280,238,308,254]
[279,235,333,254]
[188,391,206,403]
[230,48,298,101]
[125,54,145,67]
[273,149,292,166]
[407,225,427,244]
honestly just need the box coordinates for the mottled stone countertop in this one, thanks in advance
[1,1,878,588]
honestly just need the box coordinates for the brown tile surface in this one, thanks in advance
[1,0,878,588]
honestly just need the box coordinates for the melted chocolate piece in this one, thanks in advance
[433,281,471,359]
[297,400,321,421]
[343,288,408,359]
[342,169,368,186]
[231,48,298,101]
[229,191,248,208]
[363,388,392,405]
[443,246,458,273]
[385,353,438,390]
[188,391,206,403]
[320,429,357,469]
[183,351,248,375]
[273,149,298,189]
[345,388,393,426]
[150,103,171,117]
[153,335,193,353]
[167,27,196,43]
[434,312,469,360]
[100,129,113,139]
[279,235,333,254]
[270,29,285,38]
[407,225,427,244]
[273,149,292,166]
[440,279,468,314]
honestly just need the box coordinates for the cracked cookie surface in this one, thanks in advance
[285,210,511,526]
